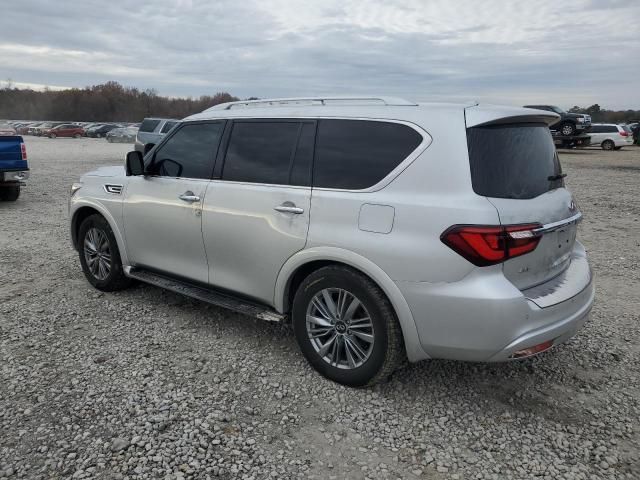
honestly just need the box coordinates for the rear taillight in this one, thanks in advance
[20,143,27,160]
[619,130,629,137]
[441,223,542,267]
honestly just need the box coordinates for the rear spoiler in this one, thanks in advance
[465,105,559,128]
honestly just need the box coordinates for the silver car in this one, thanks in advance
[69,96,594,386]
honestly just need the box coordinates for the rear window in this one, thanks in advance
[622,125,632,133]
[467,123,563,200]
[139,119,161,132]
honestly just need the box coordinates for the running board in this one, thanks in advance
[126,268,284,323]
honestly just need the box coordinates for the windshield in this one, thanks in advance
[467,123,563,200]
[551,106,564,114]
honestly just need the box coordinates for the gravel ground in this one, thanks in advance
[1,137,639,480]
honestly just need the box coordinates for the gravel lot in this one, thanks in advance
[1,136,639,480]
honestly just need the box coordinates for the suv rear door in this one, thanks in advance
[123,121,225,282]
[465,109,581,292]
[202,119,314,304]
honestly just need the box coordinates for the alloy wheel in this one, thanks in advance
[84,227,112,280]
[305,288,375,369]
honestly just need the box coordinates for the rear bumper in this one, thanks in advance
[1,169,29,183]
[396,243,594,362]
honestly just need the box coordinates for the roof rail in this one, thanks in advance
[207,96,417,111]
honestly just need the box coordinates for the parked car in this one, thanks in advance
[44,124,85,139]
[0,123,17,136]
[0,134,28,201]
[106,127,138,143]
[523,105,591,136]
[588,124,634,150]
[86,124,120,138]
[69,96,594,387]
[134,118,178,153]
[16,123,34,135]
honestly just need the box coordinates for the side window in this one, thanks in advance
[604,126,618,133]
[222,121,310,185]
[314,120,423,190]
[148,122,224,179]
[590,125,603,133]
[161,121,177,134]
[140,119,161,133]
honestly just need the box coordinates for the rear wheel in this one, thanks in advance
[49,133,56,139]
[0,186,20,201]
[292,266,404,387]
[560,122,576,136]
[602,140,615,151]
[78,214,132,291]
[74,133,81,138]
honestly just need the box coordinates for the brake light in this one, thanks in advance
[20,143,27,160]
[441,223,542,266]
[619,130,629,137]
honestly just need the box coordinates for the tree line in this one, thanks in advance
[2,82,638,125]
[568,104,639,124]
[0,81,240,122]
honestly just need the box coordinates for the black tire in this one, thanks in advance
[74,133,81,138]
[292,266,404,387]
[602,140,615,151]
[49,133,56,139]
[107,137,113,143]
[78,214,132,291]
[560,122,576,136]
[0,186,20,201]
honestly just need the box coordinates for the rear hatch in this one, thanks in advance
[465,106,579,290]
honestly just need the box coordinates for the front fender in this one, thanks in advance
[70,198,129,267]
[274,246,429,362]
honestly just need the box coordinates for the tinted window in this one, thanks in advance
[590,125,603,133]
[140,119,161,132]
[467,123,563,200]
[604,125,618,133]
[314,120,422,190]
[148,122,224,179]
[161,121,178,134]
[222,122,305,185]
[622,125,632,133]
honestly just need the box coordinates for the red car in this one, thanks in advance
[44,124,85,138]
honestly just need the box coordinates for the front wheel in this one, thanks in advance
[292,266,404,387]
[602,140,615,151]
[74,133,81,138]
[0,185,20,201]
[49,133,56,139]
[78,214,132,291]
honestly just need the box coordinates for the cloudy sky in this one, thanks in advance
[1,0,638,109]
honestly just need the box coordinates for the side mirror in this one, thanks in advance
[126,151,145,176]
[143,143,156,155]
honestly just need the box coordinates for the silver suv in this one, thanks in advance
[69,96,594,386]
[134,118,178,154]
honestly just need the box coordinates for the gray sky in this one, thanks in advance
[1,0,639,109]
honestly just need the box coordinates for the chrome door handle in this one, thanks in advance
[274,203,304,214]
[179,191,200,203]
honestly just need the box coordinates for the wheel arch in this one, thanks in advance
[275,247,429,362]
[70,201,129,265]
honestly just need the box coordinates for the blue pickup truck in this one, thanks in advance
[0,135,29,201]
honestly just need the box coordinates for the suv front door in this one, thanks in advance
[123,121,225,283]
[202,120,315,304]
